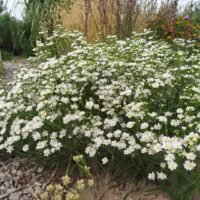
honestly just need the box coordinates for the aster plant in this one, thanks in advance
[0,26,199,182]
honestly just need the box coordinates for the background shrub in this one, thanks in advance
[148,14,200,41]
[0,12,32,57]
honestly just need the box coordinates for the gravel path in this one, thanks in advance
[3,59,27,86]
[0,158,50,200]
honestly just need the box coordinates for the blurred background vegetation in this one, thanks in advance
[0,0,199,60]
[0,0,32,59]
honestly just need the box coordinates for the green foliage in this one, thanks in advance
[148,15,200,42]
[1,50,13,60]
[23,0,73,50]
[0,50,5,80]
[160,166,200,200]
[0,12,32,56]
[0,13,15,52]
[0,27,200,199]
[147,1,200,43]
[0,0,74,57]
[0,0,5,14]
[193,2,200,25]
[0,61,4,78]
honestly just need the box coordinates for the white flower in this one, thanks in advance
[85,101,94,110]
[23,144,29,152]
[165,112,172,117]
[165,154,175,161]
[32,132,41,141]
[157,172,167,180]
[153,123,162,130]
[102,157,108,165]
[36,141,47,150]
[59,129,66,138]
[184,160,196,171]
[149,112,157,117]
[42,131,48,137]
[170,120,180,127]
[51,132,58,140]
[160,162,166,169]
[50,139,62,150]
[31,117,43,130]
[43,149,51,157]
[113,130,122,138]
[167,161,178,171]
[153,143,162,152]
[177,108,184,114]
[126,121,135,128]
[140,122,149,130]
[7,146,13,153]
[148,172,155,180]
[152,82,159,88]
[185,152,196,161]
[104,118,118,128]
[158,116,167,123]
[60,97,69,104]
[85,146,96,157]
[196,145,200,151]
[120,89,132,96]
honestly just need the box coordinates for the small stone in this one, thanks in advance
[0,172,5,178]
[12,161,20,168]
[13,177,20,187]
[7,188,15,193]
[9,192,21,200]
[11,169,17,175]
[2,174,12,182]
[21,195,30,200]
[0,186,7,194]
[16,170,23,176]
[34,182,42,186]
[4,181,11,188]
[24,169,32,177]
[1,165,7,171]
[37,167,43,173]
[23,187,34,194]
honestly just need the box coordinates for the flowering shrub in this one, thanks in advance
[0,26,199,181]
[148,15,200,41]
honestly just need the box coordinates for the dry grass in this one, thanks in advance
[60,0,155,41]
[60,0,115,41]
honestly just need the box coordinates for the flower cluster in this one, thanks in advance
[0,26,199,180]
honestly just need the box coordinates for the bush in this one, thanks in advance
[0,13,15,52]
[0,27,199,183]
[148,15,200,42]
[1,50,13,60]
[0,13,32,56]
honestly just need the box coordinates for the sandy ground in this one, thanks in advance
[2,58,27,86]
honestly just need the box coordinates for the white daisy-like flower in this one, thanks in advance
[148,172,156,180]
[102,157,109,165]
